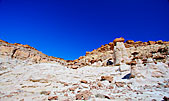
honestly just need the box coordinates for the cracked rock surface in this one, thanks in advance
[0,61,169,101]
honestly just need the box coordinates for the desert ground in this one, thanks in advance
[0,60,169,101]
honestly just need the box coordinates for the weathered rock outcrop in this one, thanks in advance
[0,38,169,69]
[0,39,66,67]
[114,42,129,66]
[65,37,169,69]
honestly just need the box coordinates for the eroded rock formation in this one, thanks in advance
[0,38,169,101]
[0,39,66,68]
[65,37,169,69]
[1,38,169,69]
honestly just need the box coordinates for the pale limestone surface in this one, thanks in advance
[0,59,169,101]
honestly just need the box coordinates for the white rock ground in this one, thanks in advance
[0,61,169,101]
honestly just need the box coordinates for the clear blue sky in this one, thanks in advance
[0,0,169,60]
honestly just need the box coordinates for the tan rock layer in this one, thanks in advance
[0,39,66,65]
[68,38,169,68]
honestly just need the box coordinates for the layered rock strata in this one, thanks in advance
[0,40,66,68]
[0,38,169,69]
[66,37,169,69]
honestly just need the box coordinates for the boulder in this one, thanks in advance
[126,40,134,44]
[101,76,113,83]
[148,41,156,45]
[86,51,90,56]
[134,41,142,44]
[156,40,163,44]
[113,37,125,44]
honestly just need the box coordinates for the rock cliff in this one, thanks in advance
[0,39,66,68]
[66,37,169,69]
[1,38,169,69]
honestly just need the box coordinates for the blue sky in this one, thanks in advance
[0,0,169,60]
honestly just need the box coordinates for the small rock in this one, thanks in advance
[48,96,58,100]
[69,86,78,91]
[64,83,68,86]
[80,80,88,84]
[40,91,51,95]
[71,66,78,69]
[164,84,169,88]
[101,76,113,83]
[115,82,125,87]
[97,82,102,87]
[76,90,92,100]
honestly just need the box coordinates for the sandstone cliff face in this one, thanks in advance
[0,39,66,68]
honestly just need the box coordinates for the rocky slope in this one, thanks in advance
[0,38,169,101]
[0,39,66,68]
[67,37,169,69]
